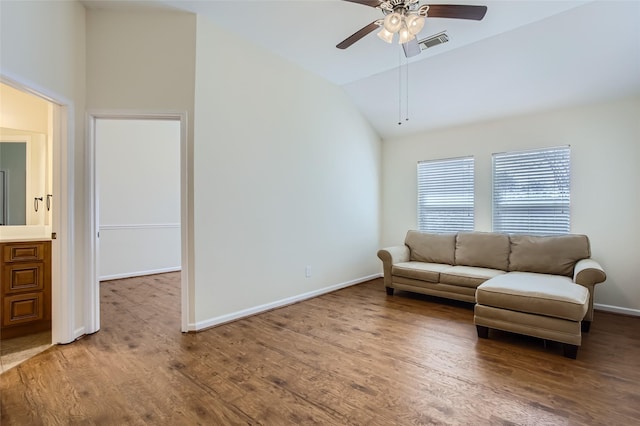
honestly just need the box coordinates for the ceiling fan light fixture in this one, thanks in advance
[335,1,487,54]
[377,27,395,43]
[406,14,425,36]
[398,25,414,44]
[383,12,403,33]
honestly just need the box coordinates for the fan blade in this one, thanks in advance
[426,4,488,20]
[402,38,421,58]
[341,0,383,8]
[336,21,380,49]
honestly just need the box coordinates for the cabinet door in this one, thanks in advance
[0,241,51,337]
[2,292,44,327]
[3,243,46,262]
[2,262,45,294]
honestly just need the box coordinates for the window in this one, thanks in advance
[492,146,570,235]
[417,156,474,233]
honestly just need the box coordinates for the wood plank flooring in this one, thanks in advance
[1,272,639,425]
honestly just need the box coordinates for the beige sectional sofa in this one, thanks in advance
[377,231,607,358]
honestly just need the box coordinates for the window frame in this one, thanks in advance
[417,156,475,233]
[492,146,571,236]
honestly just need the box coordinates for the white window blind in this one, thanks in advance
[418,156,474,233]
[492,146,570,235]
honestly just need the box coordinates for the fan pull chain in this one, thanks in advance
[398,47,402,126]
[397,46,410,126]
[405,52,409,124]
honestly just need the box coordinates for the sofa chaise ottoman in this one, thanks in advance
[377,231,607,357]
[475,272,591,358]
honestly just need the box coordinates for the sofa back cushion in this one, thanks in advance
[509,234,590,277]
[455,232,510,270]
[405,231,456,265]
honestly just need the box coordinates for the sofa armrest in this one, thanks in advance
[574,258,606,286]
[377,245,410,288]
[574,258,606,323]
[377,245,410,264]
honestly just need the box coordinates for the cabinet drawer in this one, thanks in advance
[3,243,46,262]
[2,292,44,327]
[2,263,45,294]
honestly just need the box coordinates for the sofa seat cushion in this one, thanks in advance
[440,266,506,289]
[392,262,452,282]
[476,272,589,321]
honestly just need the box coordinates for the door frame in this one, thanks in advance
[86,111,190,333]
[1,75,77,344]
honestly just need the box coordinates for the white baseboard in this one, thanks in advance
[189,273,383,332]
[100,267,181,282]
[594,303,640,317]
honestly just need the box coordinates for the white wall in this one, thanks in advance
[381,96,640,314]
[86,8,196,324]
[85,9,380,330]
[0,0,86,341]
[96,119,180,280]
[192,16,381,327]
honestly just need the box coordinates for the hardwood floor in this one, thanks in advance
[1,272,639,425]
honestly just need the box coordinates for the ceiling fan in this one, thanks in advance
[337,0,487,57]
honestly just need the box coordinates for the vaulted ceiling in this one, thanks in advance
[86,0,640,139]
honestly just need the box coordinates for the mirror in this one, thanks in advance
[0,132,48,227]
[0,141,27,225]
[0,83,52,236]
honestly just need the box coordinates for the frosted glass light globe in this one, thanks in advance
[406,15,425,36]
[377,28,395,44]
[383,12,403,33]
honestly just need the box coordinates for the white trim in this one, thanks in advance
[99,223,180,231]
[85,115,99,335]
[100,267,181,282]
[190,273,382,332]
[87,110,190,335]
[179,113,190,334]
[594,303,640,317]
[57,102,77,343]
[1,74,77,345]
[0,72,66,106]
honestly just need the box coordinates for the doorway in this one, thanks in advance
[0,80,68,371]
[87,113,189,333]
[95,119,181,281]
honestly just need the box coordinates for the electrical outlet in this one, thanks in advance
[305,266,312,278]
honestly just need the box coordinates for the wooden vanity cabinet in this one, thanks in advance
[0,241,51,340]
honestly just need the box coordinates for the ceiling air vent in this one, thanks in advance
[418,31,449,51]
